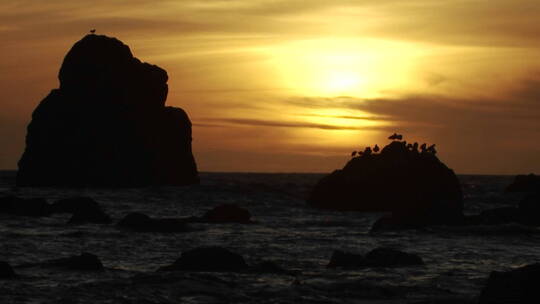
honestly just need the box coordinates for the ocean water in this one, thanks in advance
[1,171,539,303]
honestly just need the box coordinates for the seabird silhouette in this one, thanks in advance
[396,134,403,140]
[90,29,96,34]
[420,143,427,152]
[388,133,398,140]
[364,147,372,155]
[351,151,357,157]
[428,144,437,154]
[373,144,380,153]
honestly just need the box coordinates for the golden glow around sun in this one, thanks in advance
[324,70,365,93]
[264,38,425,98]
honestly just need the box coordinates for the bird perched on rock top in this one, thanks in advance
[420,143,427,152]
[388,133,398,140]
[413,142,419,152]
[90,29,96,34]
[373,144,380,153]
[364,147,372,155]
[351,151,357,157]
[427,144,437,154]
[396,134,403,140]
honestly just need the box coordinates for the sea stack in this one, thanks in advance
[17,34,199,187]
[307,137,463,227]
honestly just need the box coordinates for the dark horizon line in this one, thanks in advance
[0,169,529,177]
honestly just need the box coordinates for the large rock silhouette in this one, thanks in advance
[506,174,540,192]
[308,139,463,226]
[17,34,198,187]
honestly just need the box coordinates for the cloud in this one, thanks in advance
[4,0,540,48]
[197,117,390,131]
[298,113,392,121]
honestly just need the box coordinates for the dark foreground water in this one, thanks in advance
[1,171,538,303]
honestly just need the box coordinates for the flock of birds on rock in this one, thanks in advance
[351,133,437,158]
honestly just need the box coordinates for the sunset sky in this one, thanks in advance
[1,0,540,174]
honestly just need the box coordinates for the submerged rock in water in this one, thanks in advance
[17,34,198,187]
[0,196,50,217]
[327,250,366,268]
[519,193,540,225]
[328,247,423,268]
[160,247,248,272]
[308,137,463,227]
[20,252,104,271]
[364,247,424,267]
[199,204,253,224]
[506,174,540,192]
[479,263,540,303]
[68,208,111,225]
[118,212,189,232]
[50,197,101,214]
[60,197,111,224]
[464,207,522,226]
[0,261,16,279]
[252,260,296,275]
[48,252,104,271]
[462,193,540,227]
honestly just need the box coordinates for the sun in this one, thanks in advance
[263,38,422,98]
[324,70,364,94]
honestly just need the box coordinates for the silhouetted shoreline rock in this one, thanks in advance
[68,208,111,225]
[1,195,112,224]
[308,137,463,228]
[479,263,540,303]
[0,261,16,279]
[506,174,540,192]
[17,34,198,187]
[56,197,112,224]
[462,193,540,227]
[252,260,296,275]
[160,247,248,272]
[327,247,424,268]
[19,253,104,271]
[50,197,100,214]
[197,204,253,224]
[118,212,189,232]
[0,196,50,217]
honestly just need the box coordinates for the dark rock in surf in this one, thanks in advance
[63,198,111,224]
[18,252,104,271]
[252,261,295,275]
[371,215,430,232]
[47,252,104,271]
[464,207,521,226]
[50,196,101,214]
[200,204,253,224]
[68,208,111,224]
[328,247,423,268]
[308,139,463,227]
[0,196,12,213]
[0,196,50,217]
[118,212,189,232]
[506,174,540,192]
[519,193,540,225]
[364,247,424,267]
[479,263,540,304]
[461,194,540,227]
[17,34,198,187]
[0,261,16,279]
[160,247,248,272]
[327,250,366,268]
